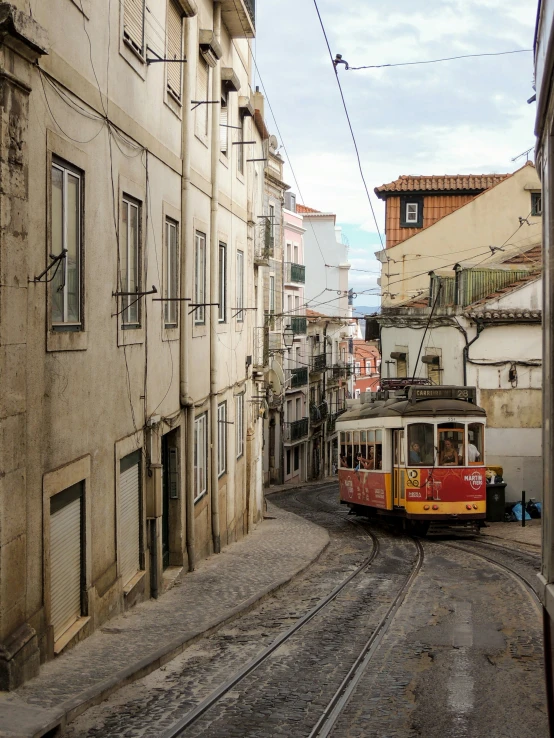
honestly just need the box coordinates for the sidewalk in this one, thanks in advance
[481,518,541,549]
[0,496,329,738]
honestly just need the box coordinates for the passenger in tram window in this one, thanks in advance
[439,438,459,466]
[356,447,375,470]
[340,455,348,468]
[468,430,481,463]
[409,442,422,465]
[375,445,382,469]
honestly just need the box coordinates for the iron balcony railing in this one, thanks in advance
[289,367,308,388]
[326,406,347,434]
[244,0,255,24]
[311,353,327,372]
[331,363,352,380]
[291,316,307,335]
[285,261,306,284]
[310,401,328,424]
[284,417,309,442]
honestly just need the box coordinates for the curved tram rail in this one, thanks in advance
[161,486,423,738]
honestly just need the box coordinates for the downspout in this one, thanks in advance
[209,2,222,554]
[180,13,195,571]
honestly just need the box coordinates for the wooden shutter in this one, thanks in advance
[196,56,209,135]
[120,452,141,586]
[166,1,182,99]
[50,488,82,640]
[123,0,145,55]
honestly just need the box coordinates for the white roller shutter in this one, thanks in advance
[50,488,82,640]
[167,1,183,100]
[196,56,209,136]
[120,452,141,586]
[123,0,145,55]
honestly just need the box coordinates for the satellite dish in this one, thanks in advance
[269,135,278,153]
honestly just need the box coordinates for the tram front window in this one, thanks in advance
[468,423,484,465]
[407,424,434,466]
[438,423,464,466]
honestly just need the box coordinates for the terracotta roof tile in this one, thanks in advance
[468,272,541,309]
[296,205,321,214]
[374,173,511,198]
[502,244,542,265]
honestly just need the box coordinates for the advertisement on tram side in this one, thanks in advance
[404,467,486,502]
[339,469,391,509]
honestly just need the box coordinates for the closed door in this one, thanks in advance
[393,430,406,508]
[120,451,141,586]
[50,483,83,640]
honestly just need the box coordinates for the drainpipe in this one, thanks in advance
[463,321,486,386]
[180,15,195,571]
[209,2,222,554]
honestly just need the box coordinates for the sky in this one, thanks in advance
[253,0,538,309]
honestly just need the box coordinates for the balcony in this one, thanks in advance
[326,406,347,435]
[311,353,327,373]
[289,367,308,388]
[291,316,307,335]
[253,326,269,369]
[310,401,328,425]
[220,0,255,38]
[284,262,306,284]
[284,418,309,443]
[330,363,352,381]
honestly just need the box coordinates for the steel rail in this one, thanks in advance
[162,485,378,738]
[468,537,541,560]
[441,541,540,603]
[308,537,424,738]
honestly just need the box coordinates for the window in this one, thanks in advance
[269,204,275,245]
[293,243,299,264]
[237,112,245,175]
[407,423,434,466]
[531,192,542,216]
[165,218,178,327]
[194,414,207,502]
[468,423,485,465]
[121,196,141,327]
[339,430,382,470]
[195,231,206,324]
[295,345,301,367]
[218,243,227,322]
[220,89,228,156]
[166,0,183,100]
[294,446,300,472]
[196,55,209,137]
[423,350,441,385]
[236,393,244,458]
[236,250,244,322]
[217,402,227,477]
[355,361,361,376]
[269,275,275,314]
[295,397,301,421]
[365,359,372,375]
[123,0,145,56]
[51,159,82,330]
[406,203,418,223]
[438,423,464,466]
[400,196,423,228]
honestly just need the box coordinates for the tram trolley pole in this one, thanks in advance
[522,490,526,528]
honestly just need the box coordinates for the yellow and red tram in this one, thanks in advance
[336,385,487,532]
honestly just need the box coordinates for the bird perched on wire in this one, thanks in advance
[333,54,349,70]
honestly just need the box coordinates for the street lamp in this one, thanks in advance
[283,324,295,349]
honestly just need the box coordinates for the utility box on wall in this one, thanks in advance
[146,464,163,518]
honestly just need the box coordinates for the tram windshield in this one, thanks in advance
[468,423,484,465]
[407,424,434,466]
[438,423,464,466]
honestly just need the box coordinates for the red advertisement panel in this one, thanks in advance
[404,467,485,502]
[339,469,389,509]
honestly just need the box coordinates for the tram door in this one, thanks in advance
[392,429,406,508]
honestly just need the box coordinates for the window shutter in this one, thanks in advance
[166,1,182,99]
[169,447,179,499]
[120,453,141,586]
[50,494,82,640]
[220,97,228,154]
[123,0,145,55]
[196,56,209,135]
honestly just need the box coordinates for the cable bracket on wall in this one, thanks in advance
[112,286,158,297]
[191,100,219,111]
[30,249,67,284]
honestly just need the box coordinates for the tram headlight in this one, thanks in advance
[423,504,430,510]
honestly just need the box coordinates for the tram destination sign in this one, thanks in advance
[408,386,477,403]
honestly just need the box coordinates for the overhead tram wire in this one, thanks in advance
[312,0,384,251]
[347,48,533,71]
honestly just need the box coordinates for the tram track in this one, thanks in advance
[162,485,424,738]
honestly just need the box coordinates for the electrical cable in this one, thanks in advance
[347,48,532,71]
[312,0,384,250]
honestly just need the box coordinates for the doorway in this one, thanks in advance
[161,430,179,570]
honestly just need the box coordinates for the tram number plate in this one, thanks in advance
[406,469,420,488]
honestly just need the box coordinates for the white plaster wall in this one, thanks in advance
[303,215,350,316]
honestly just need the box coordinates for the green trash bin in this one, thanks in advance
[486,482,507,522]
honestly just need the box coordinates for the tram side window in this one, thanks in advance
[375,430,382,470]
[407,424,434,465]
[438,423,464,466]
[340,432,353,468]
[468,423,484,465]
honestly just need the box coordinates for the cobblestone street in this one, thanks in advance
[60,484,548,738]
